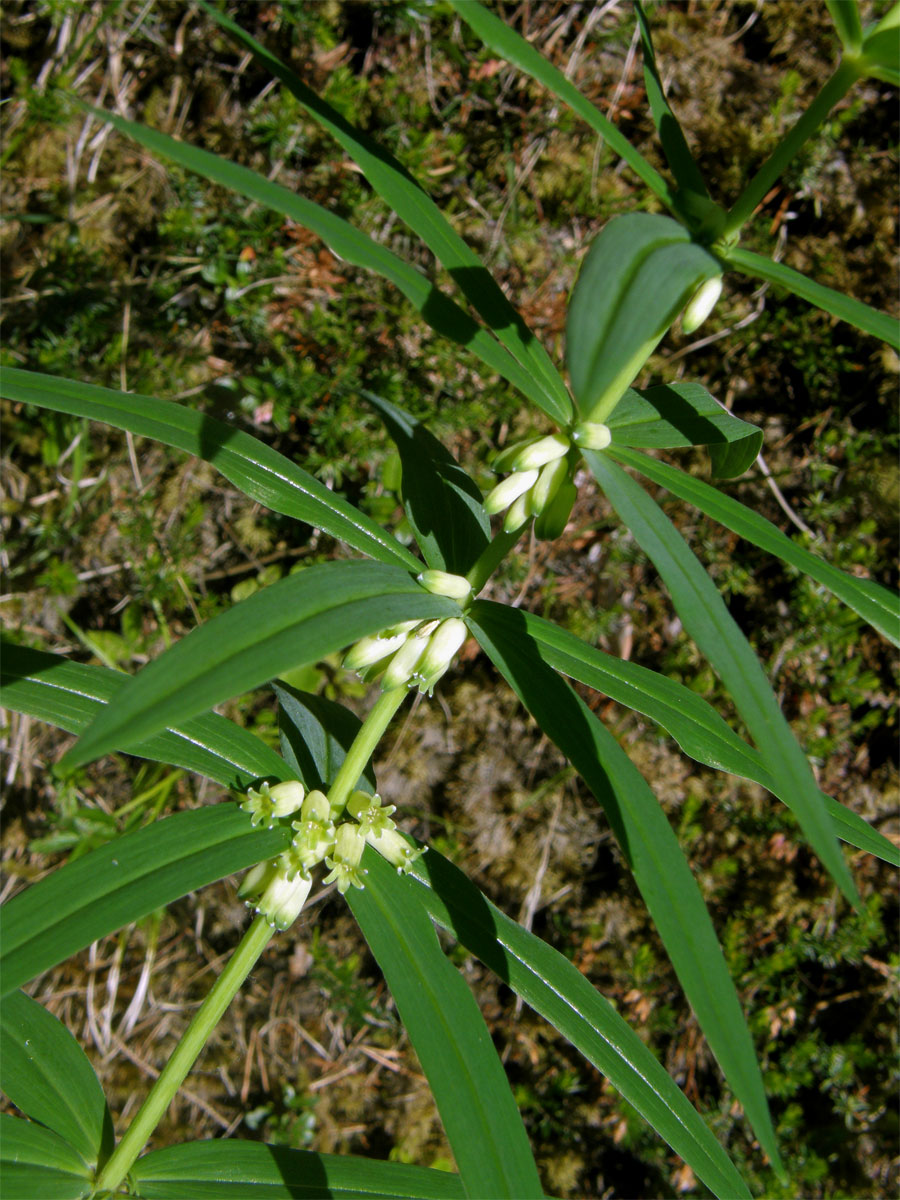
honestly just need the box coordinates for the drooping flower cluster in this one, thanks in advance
[343,570,470,696]
[483,423,611,540]
[239,781,424,930]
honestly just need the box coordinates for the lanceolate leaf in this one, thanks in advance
[131,1139,466,1200]
[610,445,900,648]
[199,0,572,426]
[66,107,558,422]
[587,451,859,907]
[475,606,899,867]
[0,367,418,572]
[0,807,289,999]
[0,643,287,790]
[446,0,676,211]
[609,384,762,477]
[721,247,900,350]
[0,992,112,1167]
[60,561,460,772]
[360,391,490,575]
[0,1116,91,1200]
[349,853,544,1199]
[465,602,782,1173]
[825,0,864,51]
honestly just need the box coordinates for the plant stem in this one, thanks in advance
[326,685,408,816]
[721,57,861,240]
[466,527,524,594]
[94,913,275,1195]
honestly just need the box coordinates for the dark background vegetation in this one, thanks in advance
[1,1,897,1196]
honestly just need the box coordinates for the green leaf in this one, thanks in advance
[408,851,751,1200]
[0,807,289,999]
[196,1,572,427]
[566,214,721,422]
[0,643,287,789]
[0,367,418,572]
[360,391,490,576]
[60,561,460,772]
[131,1139,465,1199]
[0,991,112,1167]
[634,2,723,238]
[446,0,676,212]
[587,451,860,908]
[861,1,900,76]
[475,604,899,867]
[348,854,544,1199]
[274,682,376,796]
[826,0,864,50]
[721,247,900,350]
[610,445,900,648]
[465,602,780,1174]
[608,384,762,477]
[0,1116,91,1200]
[66,108,557,423]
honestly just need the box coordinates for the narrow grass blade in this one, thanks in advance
[0,806,289,999]
[197,2,572,426]
[60,561,460,772]
[610,445,900,647]
[0,367,419,572]
[722,247,900,349]
[66,107,557,422]
[826,0,864,51]
[131,1140,465,1199]
[348,853,544,1199]
[0,1116,91,1200]
[409,850,751,1200]
[0,992,112,1167]
[466,603,782,1173]
[0,643,287,790]
[447,0,676,212]
[610,384,762,477]
[360,391,490,575]
[588,451,859,907]
[476,605,899,866]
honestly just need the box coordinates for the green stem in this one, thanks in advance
[326,685,408,817]
[466,527,525,594]
[94,914,275,1195]
[721,57,861,240]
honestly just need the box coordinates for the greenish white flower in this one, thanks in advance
[288,789,336,873]
[417,569,473,601]
[413,617,468,693]
[571,421,612,451]
[343,631,408,672]
[529,454,569,516]
[380,631,430,691]
[366,826,426,874]
[534,478,577,541]
[241,780,305,828]
[508,432,570,472]
[503,490,532,532]
[322,822,368,894]
[483,468,539,516]
[238,858,313,930]
[347,789,397,838]
[681,275,723,334]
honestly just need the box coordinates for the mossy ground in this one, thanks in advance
[1,2,897,1196]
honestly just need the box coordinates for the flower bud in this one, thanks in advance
[534,479,577,541]
[366,826,426,875]
[681,275,723,334]
[483,469,539,516]
[255,869,313,930]
[509,432,570,472]
[492,437,536,474]
[238,858,278,901]
[322,821,368,894]
[528,455,569,516]
[416,569,473,601]
[343,631,408,673]
[503,491,531,533]
[571,422,612,451]
[414,617,468,694]
[241,780,306,828]
[380,632,430,691]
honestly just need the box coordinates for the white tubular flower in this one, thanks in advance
[347,789,396,839]
[413,617,468,694]
[528,455,569,516]
[417,569,473,601]
[366,826,426,875]
[238,858,278,901]
[255,870,313,931]
[343,631,408,673]
[503,491,531,533]
[483,468,539,516]
[288,789,336,874]
[241,780,305,828]
[381,632,430,691]
[322,822,368,894]
[571,421,612,451]
[508,432,570,472]
[682,275,723,334]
